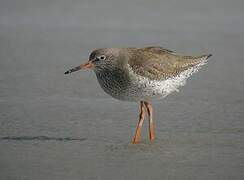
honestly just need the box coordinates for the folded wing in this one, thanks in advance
[128,46,211,80]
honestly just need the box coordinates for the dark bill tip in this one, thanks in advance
[207,54,213,59]
[64,70,71,74]
[64,65,82,75]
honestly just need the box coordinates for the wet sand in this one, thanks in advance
[0,0,244,179]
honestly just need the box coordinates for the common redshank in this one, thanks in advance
[64,47,212,144]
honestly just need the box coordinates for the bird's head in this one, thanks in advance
[64,48,122,74]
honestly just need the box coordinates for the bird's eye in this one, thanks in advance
[99,55,106,60]
[92,55,106,63]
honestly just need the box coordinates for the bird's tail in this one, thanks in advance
[179,53,212,68]
[198,54,212,62]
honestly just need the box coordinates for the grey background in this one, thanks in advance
[0,0,244,179]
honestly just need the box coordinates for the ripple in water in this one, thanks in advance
[0,136,87,142]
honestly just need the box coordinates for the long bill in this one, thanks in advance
[64,61,94,74]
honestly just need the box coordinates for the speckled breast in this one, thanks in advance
[94,67,134,101]
[94,67,171,102]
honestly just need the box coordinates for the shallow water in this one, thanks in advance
[0,0,244,179]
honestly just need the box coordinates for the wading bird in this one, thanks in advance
[65,47,212,144]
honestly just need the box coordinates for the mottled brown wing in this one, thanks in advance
[128,47,211,80]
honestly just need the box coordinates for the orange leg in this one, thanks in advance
[132,101,145,144]
[144,101,155,141]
